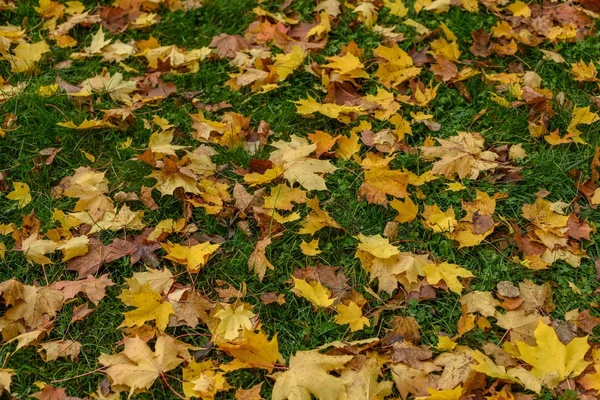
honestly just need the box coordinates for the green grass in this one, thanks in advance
[1,0,600,398]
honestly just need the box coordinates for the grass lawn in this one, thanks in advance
[1,0,600,398]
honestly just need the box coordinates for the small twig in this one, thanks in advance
[52,366,108,383]
[45,103,66,117]
[174,332,210,340]
[160,373,187,400]
[483,240,517,264]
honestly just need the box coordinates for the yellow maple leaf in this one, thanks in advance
[336,131,362,159]
[415,386,463,400]
[71,205,145,233]
[341,357,393,399]
[213,304,255,342]
[307,11,331,38]
[132,267,174,295]
[570,60,598,82]
[248,237,274,281]
[271,350,354,400]
[578,365,600,394]
[148,130,187,156]
[118,279,175,331]
[269,135,337,191]
[183,360,231,399]
[390,196,419,223]
[162,241,220,273]
[567,106,599,137]
[3,284,63,328]
[436,335,457,351]
[6,182,31,208]
[353,2,378,27]
[398,83,440,107]
[355,233,399,259]
[422,204,457,233]
[295,96,364,122]
[324,52,361,75]
[461,0,478,12]
[471,350,542,393]
[374,43,421,87]
[244,166,284,186]
[423,262,474,294]
[99,334,186,395]
[37,84,58,97]
[384,0,408,17]
[359,166,409,205]
[263,184,307,211]
[515,320,590,387]
[57,118,114,130]
[298,197,341,235]
[300,239,321,256]
[57,235,89,262]
[218,329,280,371]
[9,40,50,73]
[292,277,335,308]
[21,234,58,265]
[506,0,531,17]
[58,167,112,216]
[421,132,498,179]
[334,301,370,332]
[430,38,461,62]
[274,45,306,81]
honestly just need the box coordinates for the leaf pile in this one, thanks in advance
[1,0,600,398]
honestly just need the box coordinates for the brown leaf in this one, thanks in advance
[66,238,132,278]
[434,349,474,390]
[248,158,273,174]
[39,339,81,362]
[471,213,495,235]
[170,289,214,327]
[470,29,491,57]
[497,295,523,311]
[391,342,432,368]
[260,292,286,305]
[192,100,232,112]
[430,55,458,82]
[554,321,576,345]
[382,316,421,346]
[214,281,246,301]
[383,221,398,241]
[577,309,600,333]
[519,280,555,314]
[99,6,136,33]
[38,147,62,166]
[70,302,94,323]
[140,186,159,210]
[409,46,433,67]
[324,81,363,106]
[235,383,263,400]
[210,33,252,58]
[566,214,593,241]
[126,231,161,267]
[482,342,517,367]
[32,385,85,400]
[49,274,114,305]
[55,76,82,94]
[249,237,274,281]
[579,0,600,12]
[292,265,349,298]
[136,72,177,99]
[233,183,265,211]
